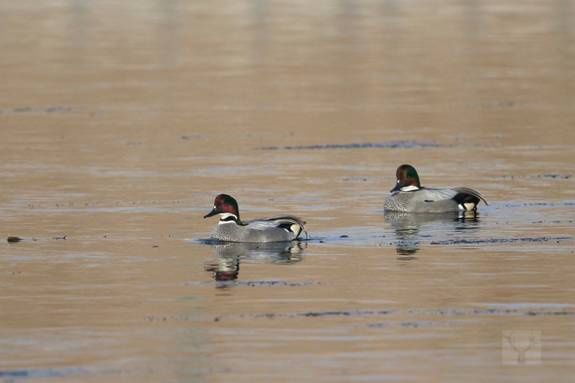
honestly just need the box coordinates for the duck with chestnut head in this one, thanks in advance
[204,194,306,242]
[384,164,487,213]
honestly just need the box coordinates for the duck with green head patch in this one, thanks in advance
[204,194,306,242]
[384,164,488,213]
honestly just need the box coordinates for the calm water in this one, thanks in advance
[1,1,574,382]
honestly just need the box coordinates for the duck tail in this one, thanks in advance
[453,187,488,210]
[272,216,306,239]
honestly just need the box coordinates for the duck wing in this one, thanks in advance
[264,216,306,226]
[246,216,305,229]
[419,187,487,205]
[416,188,458,201]
[246,216,306,238]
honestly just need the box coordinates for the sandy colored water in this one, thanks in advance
[0,0,574,382]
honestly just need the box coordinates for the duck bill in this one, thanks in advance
[203,208,218,218]
[390,182,401,193]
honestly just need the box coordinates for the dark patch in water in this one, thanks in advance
[6,236,22,243]
[341,176,369,182]
[401,321,428,328]
[0,367,86,380]
[184,279,317,288]
[0,106,74,115]
[250,309,394,319]
[531,220,575,225]
[0,370,28,378]
[220,280,318,288]
[214,307,574,322]
[259,140,442,151]
[406,307,575,317]
[368,321,451,329]
[535,174,571,179]
[496,174,572,180]
[500,201,575,208]
[430,236,571,246]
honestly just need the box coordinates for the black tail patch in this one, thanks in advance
[452,187,488,210]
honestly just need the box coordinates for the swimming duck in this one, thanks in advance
[204,194,306,242]
[384,164,488,213]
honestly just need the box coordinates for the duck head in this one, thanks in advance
[204,194,240,221]
[391,164,421,192]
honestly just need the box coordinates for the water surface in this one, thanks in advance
[0,1,574,382]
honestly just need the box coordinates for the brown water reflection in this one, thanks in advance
[1,0,574,382]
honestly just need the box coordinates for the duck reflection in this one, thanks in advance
[385,211,479,257]
[204,241,304,284]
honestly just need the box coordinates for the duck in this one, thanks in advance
[384,164,488,213]
[203,194,306,242]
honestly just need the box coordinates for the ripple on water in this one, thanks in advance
[259,140,443,151]
[0,367,91,381]
[213,306,575,323]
